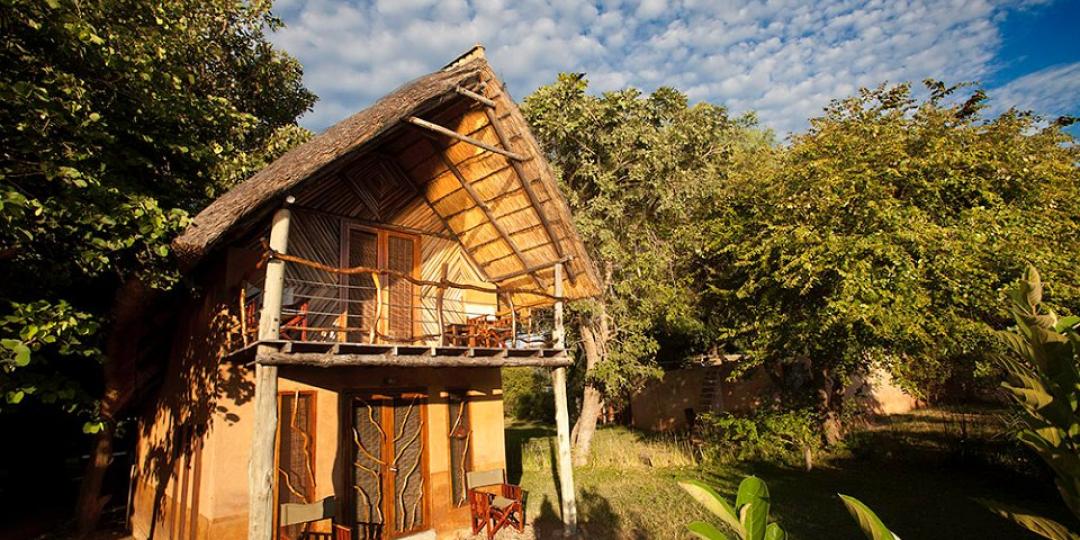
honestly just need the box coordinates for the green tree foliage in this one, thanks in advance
[522,74,772,460]
[0,0,315,425]
[699,82,1080,437]
[982,267,1080,539]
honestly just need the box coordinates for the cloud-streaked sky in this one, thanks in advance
[271,0,1080,135]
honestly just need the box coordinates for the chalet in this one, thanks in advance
[130,46,599,540]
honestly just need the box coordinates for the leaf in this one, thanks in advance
[839,494,898,540]
[680,479,743,536]
[764,522,786,540]
[12,343,31,367]
[735,476,770,510]
[6,391,25,404]
[978,499,1080,540]
[688,521,734,540]
[737,477,770,540]
[1055,316,1080,333]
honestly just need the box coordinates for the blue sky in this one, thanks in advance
[272,0,1080,136]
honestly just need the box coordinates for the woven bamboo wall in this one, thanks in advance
[286,161,482,345]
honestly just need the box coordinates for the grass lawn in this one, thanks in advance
[506,410,1075,539]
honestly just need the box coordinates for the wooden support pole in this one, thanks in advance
[249,203,291,540]
[551,262,578,535]
[404,116,528,162]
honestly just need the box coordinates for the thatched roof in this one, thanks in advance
[174,46,601,302]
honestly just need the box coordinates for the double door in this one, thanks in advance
[342,225,418,343]
[347,391,428,539]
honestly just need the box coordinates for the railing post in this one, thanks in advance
[370,271,382,344]
[437,263,447,346]
[551,262,578,535]
[249,200,291,540]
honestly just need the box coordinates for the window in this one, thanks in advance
[448,391,472,507]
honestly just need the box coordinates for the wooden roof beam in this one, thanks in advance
[405,116,527,162]
[491,256,572,283]
[482,107,576,284]
[455,86,497,108]
[426,139,546,290]
[378,159,493,282]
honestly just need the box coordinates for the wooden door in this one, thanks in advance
[348,392,428,539]
[341,226,417,343]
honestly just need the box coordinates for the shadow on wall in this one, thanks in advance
[137,262,255,539]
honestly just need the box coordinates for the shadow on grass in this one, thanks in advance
[505,421,555,484]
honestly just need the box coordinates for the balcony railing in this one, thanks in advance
[227,246,558,354]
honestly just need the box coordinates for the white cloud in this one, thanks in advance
[271,0,1057,135]
[989,62,1080,118]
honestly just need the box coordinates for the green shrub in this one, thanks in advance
[502,367,554,422]
[981,267,1080,539]
[698,409,822,468]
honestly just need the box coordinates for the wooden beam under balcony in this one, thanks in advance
[231,340,569,367]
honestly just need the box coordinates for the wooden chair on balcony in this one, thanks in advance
[444,314,514,348]
[240,284,310,344]
[467,469,525,539]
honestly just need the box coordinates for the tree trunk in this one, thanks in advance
[571,312,606,466]
[814,366,845,447]
[75,278,153,536]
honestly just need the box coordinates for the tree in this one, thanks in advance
[699,82,1080,441]
[0,0,315,532]
[522,74,772,463]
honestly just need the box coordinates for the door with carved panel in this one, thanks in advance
[348,391,428,539]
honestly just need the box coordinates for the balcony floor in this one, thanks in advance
[228,339,571,368]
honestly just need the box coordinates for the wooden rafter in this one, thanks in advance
[404,116,527,162]
[483,107,577,284]
[425,139,546,290]
[455,86,497,108]
[377,160,493,282]
[490,256,571,283]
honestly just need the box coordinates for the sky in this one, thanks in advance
[271,0,1080,136]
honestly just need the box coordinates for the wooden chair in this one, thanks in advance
[467,469,525,539]
[279,496,351,540]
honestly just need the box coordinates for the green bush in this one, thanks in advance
[502,367,554,423]
[981,267,1080,540]
[698,409,822,468]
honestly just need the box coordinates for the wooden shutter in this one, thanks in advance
[386,235,415,341]
[347,230,378,342]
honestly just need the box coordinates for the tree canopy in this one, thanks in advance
[699,82,1080,424]
[523,73,773,459]
[0,0,316,428]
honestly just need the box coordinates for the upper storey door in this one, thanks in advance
[342,226,417,343]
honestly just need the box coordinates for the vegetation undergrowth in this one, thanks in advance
[508,419,1073,539]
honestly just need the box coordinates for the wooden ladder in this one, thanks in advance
[699,368,720,412]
